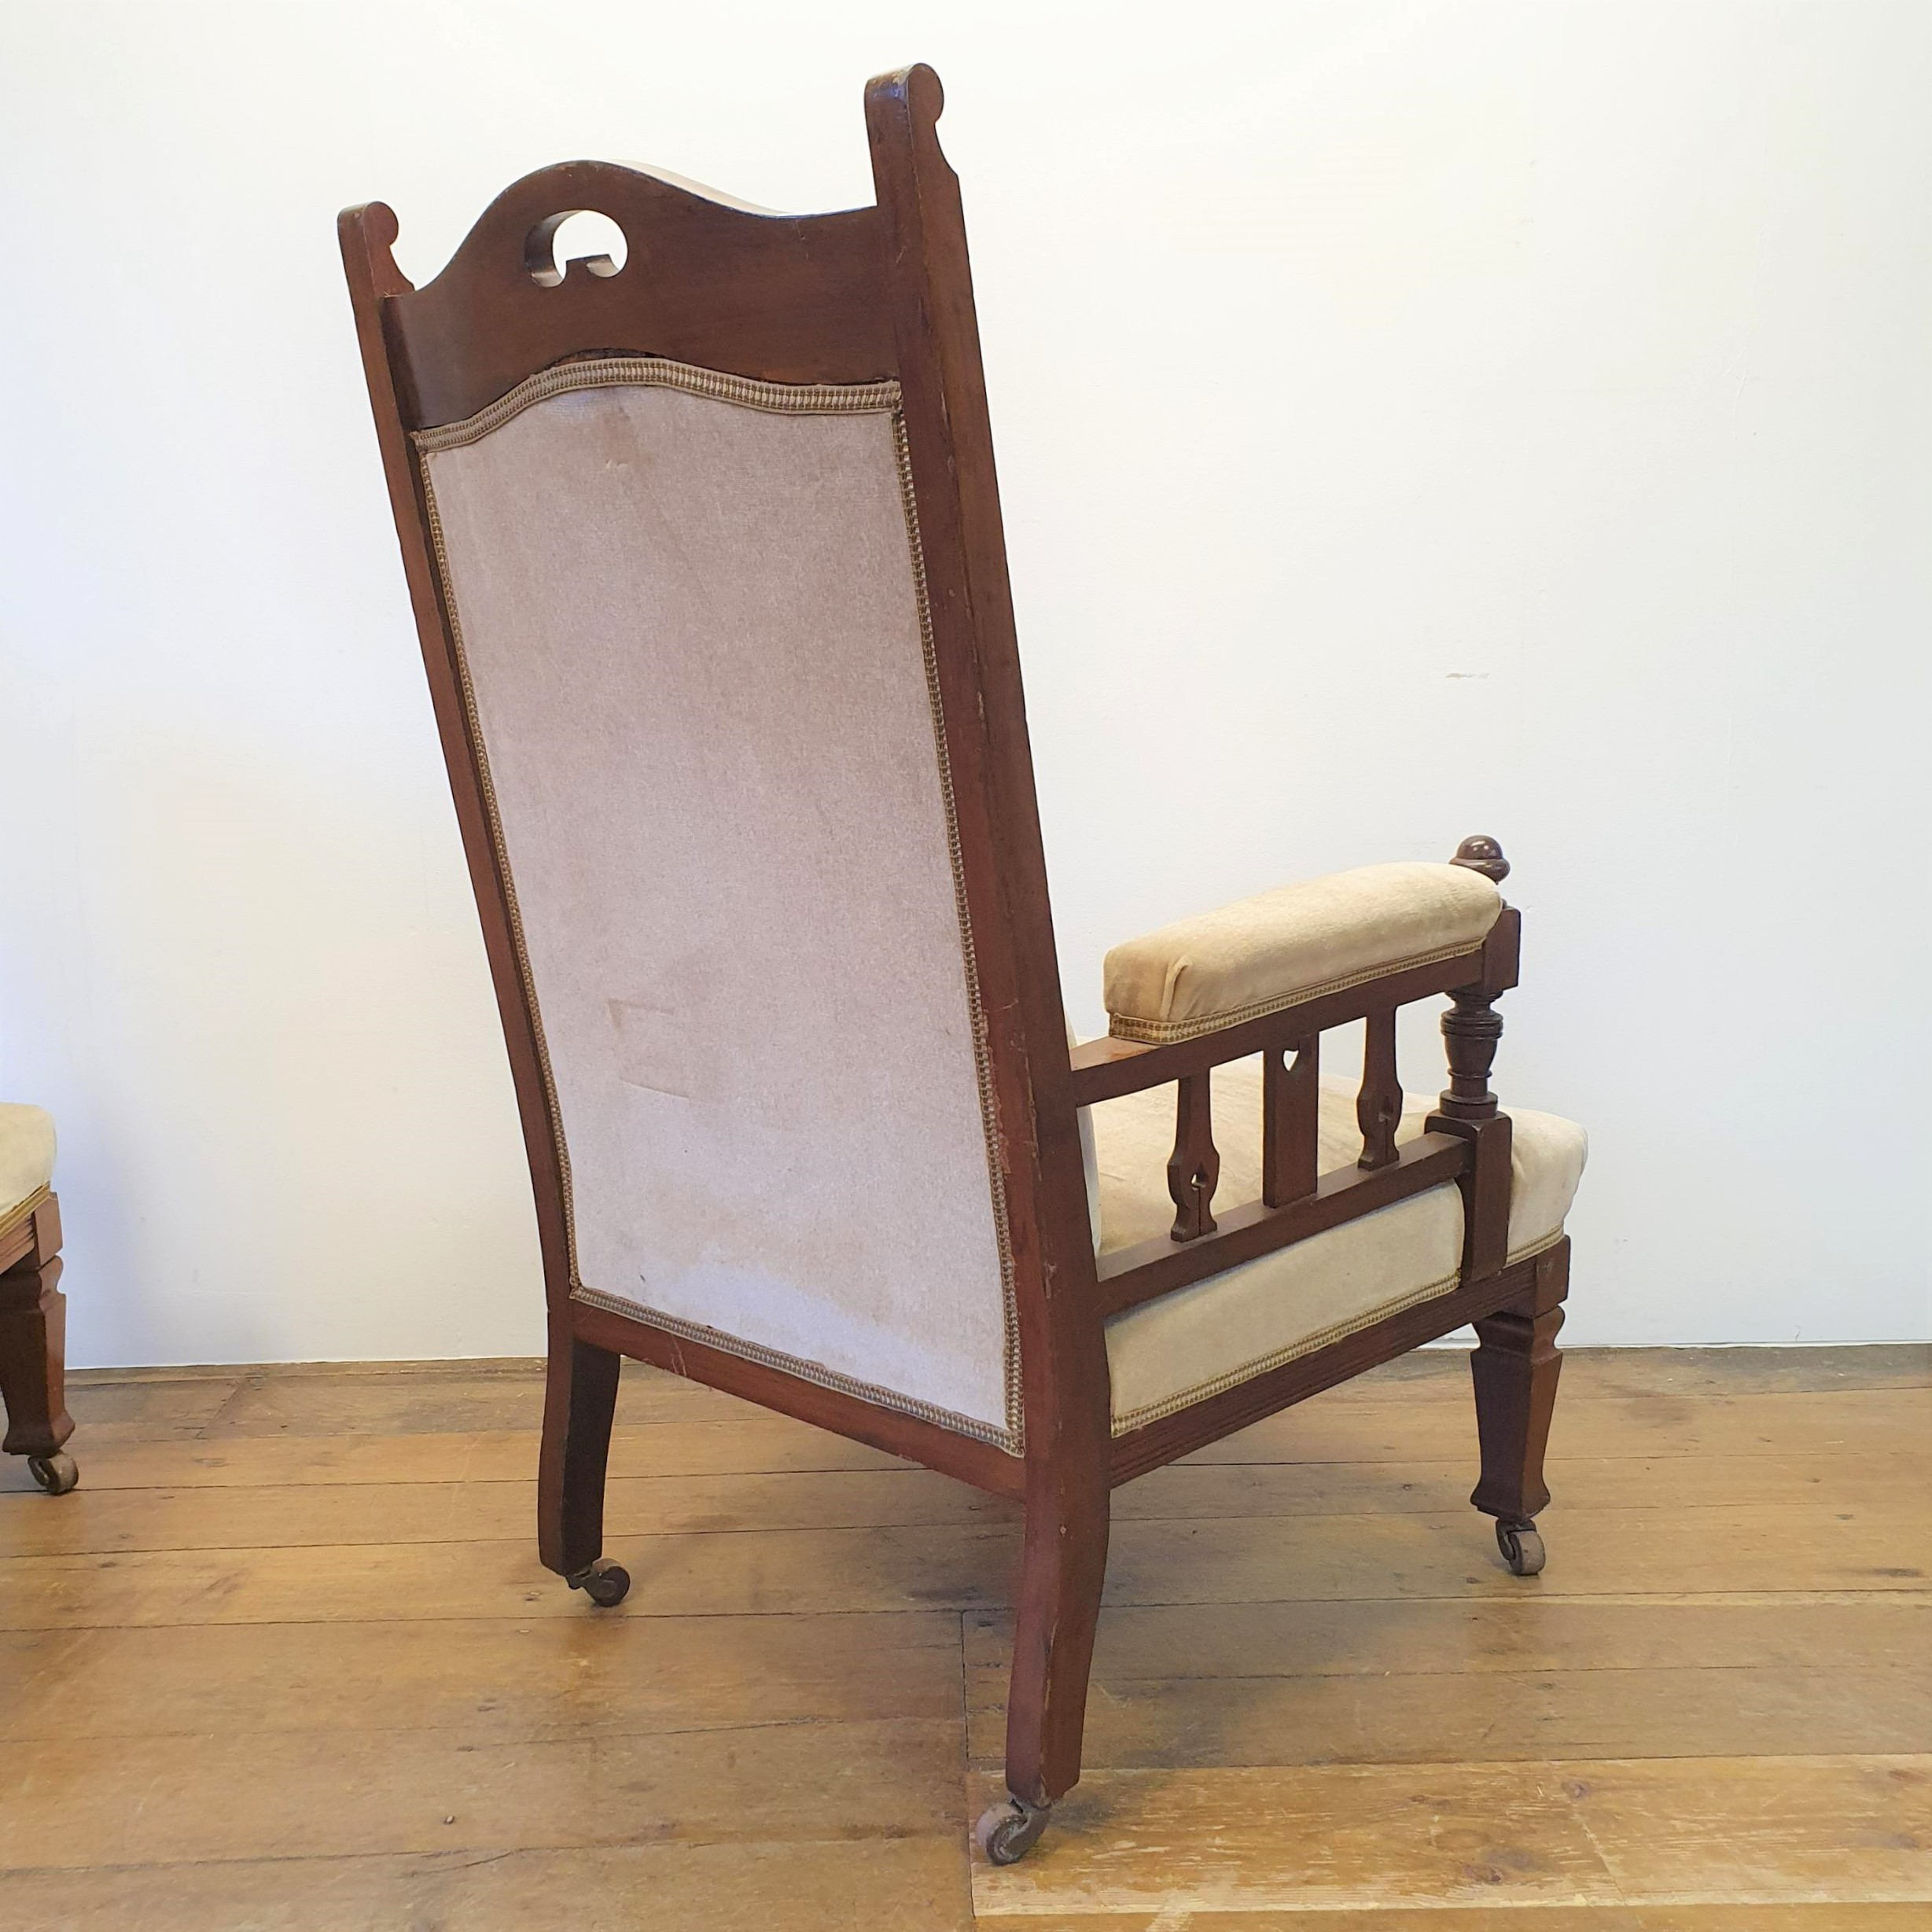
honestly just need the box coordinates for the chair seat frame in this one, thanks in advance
[340,64,1567,1850]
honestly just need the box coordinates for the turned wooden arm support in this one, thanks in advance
[1077,837,1522,1319]
[1422,841,1518,1282]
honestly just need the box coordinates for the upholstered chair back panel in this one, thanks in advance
[418,362,1015,1444]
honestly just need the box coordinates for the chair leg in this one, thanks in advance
[1469,1236,1568,1575]
[978,1458,1111,1864]
[0,1235,79,1496]
[537,1330,628,1606]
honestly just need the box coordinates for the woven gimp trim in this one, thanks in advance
[414,357,1021,1454]
[414,357,900,451]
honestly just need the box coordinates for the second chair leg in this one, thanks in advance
[1469,1237,1568,1574]
[537,1330,627,1605]
[1,1219,77,1496]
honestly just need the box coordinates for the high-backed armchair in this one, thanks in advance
[341,65,1584,1865]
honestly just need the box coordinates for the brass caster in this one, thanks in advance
[975,1794,1051,1865]
[567,1558,630,1606]
[27,1452,79,1496]
[1496,1518,1545,1576]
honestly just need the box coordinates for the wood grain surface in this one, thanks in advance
[1,1344,1924,1929]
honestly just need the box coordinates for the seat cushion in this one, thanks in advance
[1091,1061,1584,1432]
[1104,862,1502,1044]
[0,1104,56,1224]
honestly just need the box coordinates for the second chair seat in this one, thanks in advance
[1091,1065,1587,1431]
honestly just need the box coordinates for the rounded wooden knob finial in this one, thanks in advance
[1451,834,1510,884]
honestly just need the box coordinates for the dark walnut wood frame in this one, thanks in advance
[0,1189,79,1495]
[340,65,1568,1863]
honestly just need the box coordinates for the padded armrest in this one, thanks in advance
[0,1103,56,1223]
[1103,862,1502,1044]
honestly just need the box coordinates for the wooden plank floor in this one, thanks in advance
[0,1346,1926,1930]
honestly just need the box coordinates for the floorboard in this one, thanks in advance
[0,1346,1923,1929]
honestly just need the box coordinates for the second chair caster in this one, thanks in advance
[567,1558,631,1606]
[1496,1518,1546,1576]
[27,1452,79,1496]
[975,1794,1052,1865]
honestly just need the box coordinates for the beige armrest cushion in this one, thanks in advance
[1104,862,1502,1044]
[0,1103,56,1223]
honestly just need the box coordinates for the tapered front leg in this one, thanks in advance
[538,1327,627,1604]
[1469,1238,1568,1573]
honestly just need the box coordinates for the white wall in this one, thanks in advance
[2,1,1925,1366]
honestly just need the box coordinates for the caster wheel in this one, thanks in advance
[1496,1518,1545,1576]
[975,1794,1051,1866]
[27,1452,79,1496]
[567,1558,631,1607]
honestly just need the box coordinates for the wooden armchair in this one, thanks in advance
[341,64,1584,1865]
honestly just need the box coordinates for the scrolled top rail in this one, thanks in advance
[342,156,898,429]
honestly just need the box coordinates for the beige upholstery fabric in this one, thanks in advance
[1105,863,1503,1043]
[418,362,1018,1444]
[0,1104,56,1224]
[1093,1061,1585,1431]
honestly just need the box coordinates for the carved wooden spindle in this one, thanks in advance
[1356,1010,1401,1171]
[1262,1036,1319,1207]
[1437,834,1511,1122]
[1437,988,1504,1122]
[1167,1070,1220,1241]
[1430,834,1516,1279]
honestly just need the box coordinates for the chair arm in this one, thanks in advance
[1073,840,1522,1308]
[1069,933,1511,1106]
[1102,859,1503,1047]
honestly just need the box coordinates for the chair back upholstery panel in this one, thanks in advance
[417,361,1016,1442]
